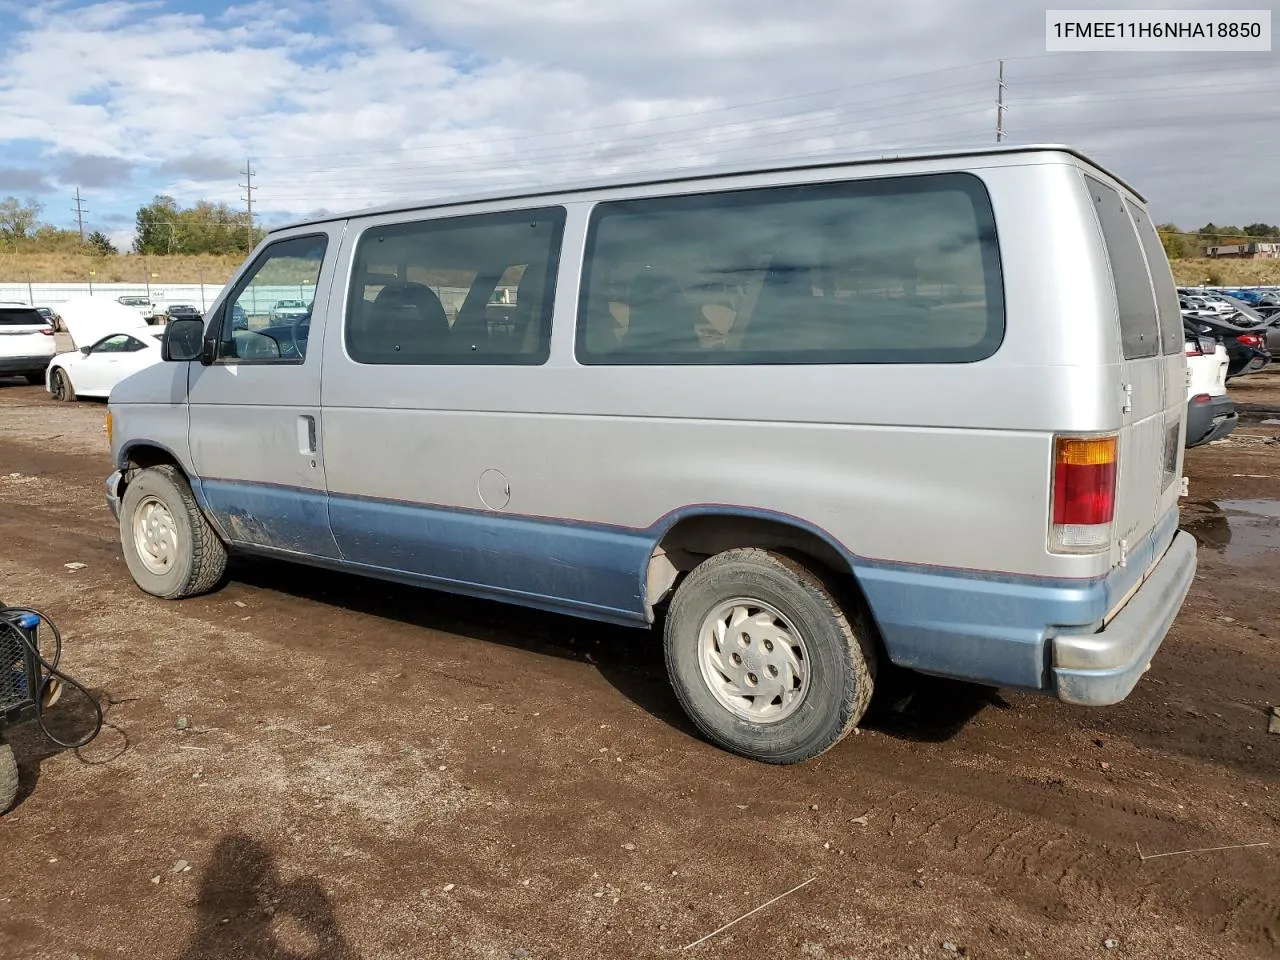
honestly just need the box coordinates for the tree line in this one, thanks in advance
[133,195,266,255]
[0,194,265,257]
[5,191,1276,262]
[1157,222,1280,258]
[1,196,116,255]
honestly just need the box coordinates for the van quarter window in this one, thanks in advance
[574,172,1004,365]
[1124,199,1186,357]
[1084,176,1160,360]
[344,206,565,365]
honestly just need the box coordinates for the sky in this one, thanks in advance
[0,0,1276,252]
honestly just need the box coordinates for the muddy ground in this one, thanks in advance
[0,372,1277,960]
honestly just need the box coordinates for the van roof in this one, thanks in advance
[273,142,1143,232]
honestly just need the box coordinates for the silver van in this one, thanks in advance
[105,144,1197,764]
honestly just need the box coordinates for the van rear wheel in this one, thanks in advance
[663,548,875,764]
[119,465,227,599]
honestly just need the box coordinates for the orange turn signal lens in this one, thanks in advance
[1054,435,1116,467]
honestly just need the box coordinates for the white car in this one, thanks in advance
[1184,334,1235,447]
[45,297,165,402]
[0,300,56,384]
[268,299,310,322]
[116,295,156,320]
[1184,295,1235,317]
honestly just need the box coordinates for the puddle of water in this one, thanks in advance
[1182,499,1280,562]
[1218,499,1280,520]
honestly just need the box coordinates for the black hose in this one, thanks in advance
[1,607,103,750]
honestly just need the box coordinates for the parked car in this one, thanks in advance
[0,301,56,384]
[1182,295,1234,318]
[1182,314,1270,378]
[47,328,166,402]
[1183,335,1235,447]
[268,299,311,322]
[47,297,164,401]
[116,295,157,321]
[166,304,202,322]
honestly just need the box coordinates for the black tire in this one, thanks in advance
[663,548,876,764]
[51,367,75,401]
[23,370,45,386]
[0,741,17,815]
[119,464,228,599]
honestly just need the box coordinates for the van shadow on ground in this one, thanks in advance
[228,556,1000,746]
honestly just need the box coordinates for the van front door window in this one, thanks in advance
[217,235,327,363]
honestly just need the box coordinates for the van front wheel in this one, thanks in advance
[663,548,875,764]
[119,465,227,599]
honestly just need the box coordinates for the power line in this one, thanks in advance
[248,58,1278,173]
[257,80,995,178]
[254,95,999,189]
[250,58,1002,164]
[249,71,1280,195]
[251,99,1280,202]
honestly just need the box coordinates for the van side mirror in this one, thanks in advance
[162,319,204,362]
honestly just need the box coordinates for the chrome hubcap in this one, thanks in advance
[698,599,810,723]
[133,496,178,576]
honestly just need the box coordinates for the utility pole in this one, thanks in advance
[996,59,1006,143]
[240,160,255,249]
[72,188,87,242]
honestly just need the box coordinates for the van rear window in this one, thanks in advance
[1084,175,1160,360]
[1125,199,1185,356]
[0,307,46,326]
[574,172,1005,365]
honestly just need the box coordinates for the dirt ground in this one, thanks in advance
[0,372,1277,960]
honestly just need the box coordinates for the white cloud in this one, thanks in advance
[0,0,1276,238]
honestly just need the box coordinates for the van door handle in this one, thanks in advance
[297,415,317,456]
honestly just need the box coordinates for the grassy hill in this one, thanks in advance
[0,251,245,284]
[2,252,1277,288]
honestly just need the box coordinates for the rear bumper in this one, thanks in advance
[1051,530,1197,706]
[0,355,53,373]
[1185,394,1236,447]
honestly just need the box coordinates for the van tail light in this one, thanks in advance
[1191,393,1211,405]
[1184,341,1199,356]
[1050,434,1117,553]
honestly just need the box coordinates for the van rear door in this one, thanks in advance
[1083,175,1171,575]
[1124,198,1187,547]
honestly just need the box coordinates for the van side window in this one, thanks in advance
[216,234,328,363]
[1084,176,1159,360]
[344,207,565,365]
[574,173,1004,365]
[1124,200,1185,356]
